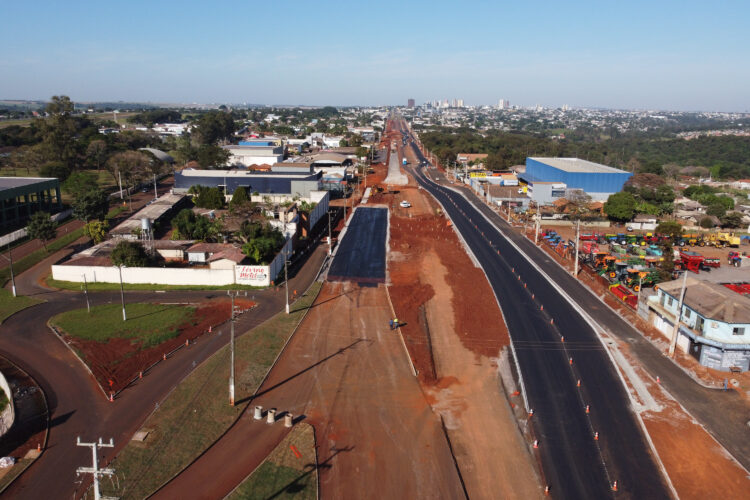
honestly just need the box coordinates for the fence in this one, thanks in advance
[0,209,73,247]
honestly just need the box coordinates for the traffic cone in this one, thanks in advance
[560,336,564,343]
[208,325,212,333]
[656,376,660,384]
[540,305,544,311]
[577,379,581,387]
[612,481,618,492]
[533,440,539,449]
[551,318,554,325]
[594,432,599,441]
[37,443,41,452]
[569,357,573,365]
[585,405,590,414]
[139,371,143,379]
[109,392,114,402]
[185,339,189,347]
[544,486,550,496]
[163,353,166,361]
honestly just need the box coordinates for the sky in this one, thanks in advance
[1,0,749,111]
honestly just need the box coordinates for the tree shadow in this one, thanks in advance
[126,303,183,321]
[237,339,368,406]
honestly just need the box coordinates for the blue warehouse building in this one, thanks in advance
[174,168,322,197]
[521,157,632,203]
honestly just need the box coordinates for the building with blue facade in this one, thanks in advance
[174,168,322,198]
[521,157,632,202]
[647,277,750,372]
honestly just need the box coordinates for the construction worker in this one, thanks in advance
[394,318,399,329]
[389,319,394,330]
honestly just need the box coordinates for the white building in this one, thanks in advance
[222,144,284,167]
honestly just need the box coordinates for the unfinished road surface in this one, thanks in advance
[327,206,387,283]
[404,131,670,499]
[154,283,465,499]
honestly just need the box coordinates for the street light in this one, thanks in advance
[82,274,90,313]
[117,265,126,321]
[226,290,245,406]
[3,244,17,297]
[327,210,332,256]
[284,250,291,314]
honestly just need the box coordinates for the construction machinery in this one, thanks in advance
[625,269,660,292]
[717,232,741,248]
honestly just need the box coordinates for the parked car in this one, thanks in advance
[399,200,411,208]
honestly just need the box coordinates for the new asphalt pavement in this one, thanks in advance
[405,138,670,499]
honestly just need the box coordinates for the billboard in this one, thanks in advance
[469,172,487,178]
[235,265,271,286]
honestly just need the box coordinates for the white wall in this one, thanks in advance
[0,370,15,437]
[52,265,235,286]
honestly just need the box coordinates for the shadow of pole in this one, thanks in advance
[265,445,354,500]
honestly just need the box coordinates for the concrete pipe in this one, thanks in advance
[266,409,276,424]
[254,406,263,420]
[284,413,293,428]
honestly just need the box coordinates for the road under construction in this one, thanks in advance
[399,119,671,499]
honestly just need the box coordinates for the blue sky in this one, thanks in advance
[1,0,748,111]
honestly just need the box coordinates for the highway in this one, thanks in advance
[401,127,670,499]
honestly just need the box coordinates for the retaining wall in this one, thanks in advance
[0,370,15,437]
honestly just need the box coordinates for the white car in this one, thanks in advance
[399,200,411,208]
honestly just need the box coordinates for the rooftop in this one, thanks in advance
[658,277,750,324]
[0,177,58,191]
[529,157,629,175]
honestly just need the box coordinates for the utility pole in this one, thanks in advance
[117,265,126,321]
[573,219,584,278]
[284,249,290,314]
[226,290,243,406]
[5,244,16,297]
[534,203,541,244]
[83,274,90,313]
[668,270,689,358]
[637,272,644,310]
[118,171,123,200]
[153,173,158,201]
[75,437,114,500]
[327,210,332,256]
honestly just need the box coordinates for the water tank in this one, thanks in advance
[141,218,152,231]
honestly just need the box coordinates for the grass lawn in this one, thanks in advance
[100,281,322,500]
[227,424,316,500]
[50,303,196,348]
[0,289,43,324]
[46,277,263,292]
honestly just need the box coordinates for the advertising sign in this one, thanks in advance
[235,265,270,286]
[469,172,487,178]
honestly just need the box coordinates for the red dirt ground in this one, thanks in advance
[59,298,255,393]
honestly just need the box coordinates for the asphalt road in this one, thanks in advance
[0,239,328,499]
[328,207,387,283]
[403,134,670,498]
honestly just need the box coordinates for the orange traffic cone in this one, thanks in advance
[533,440,539,449]
[612,481,618,492]
[109,392,114,402]
[585,405,590,414]
[37,443,41,452]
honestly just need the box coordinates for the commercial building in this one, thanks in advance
[647,277,750,372]
[174,168,322,198]
[0,177,62,231]
[110,193,187,239]
[407,99,415,108]
[223,143,284,168]
[521,157,632,203]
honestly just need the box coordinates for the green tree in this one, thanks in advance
[195,144,230,167]
[171,209,198,239]
[240,222,285,264]
[40,160,71,181]
[699,216,715,229]
[192,111,236,145]
[193,186,225,210]
[83,220,109,244]
[706,203,726,218]
[603,192,636,222]
[73,187,109,222]
[720,212,744,228]
[85,139,108,171]
[656,221,683,242]
[63,171,98,197]
[42,95,78,170]
[27,211,57,250]
[229,186,248,210]
[111,240,149,267]
[170,208,221,241]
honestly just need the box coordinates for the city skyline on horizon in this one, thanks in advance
[2,1,749,113]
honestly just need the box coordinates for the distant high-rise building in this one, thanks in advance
[451,98,457,108]
[407,98,415,108]
[457,99,464,107]
[442,99,450,108]
[498,99,509,109]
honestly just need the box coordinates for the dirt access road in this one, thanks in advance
[155,282,465,499]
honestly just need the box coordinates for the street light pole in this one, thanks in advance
[83,274,90,313]
[574,219,580,277]
[228,291,236,406]
[284,250,290,314]
[118,265,126,321]
[327,211,332,256]
[668,270,689,358]
[7,244,16,297]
